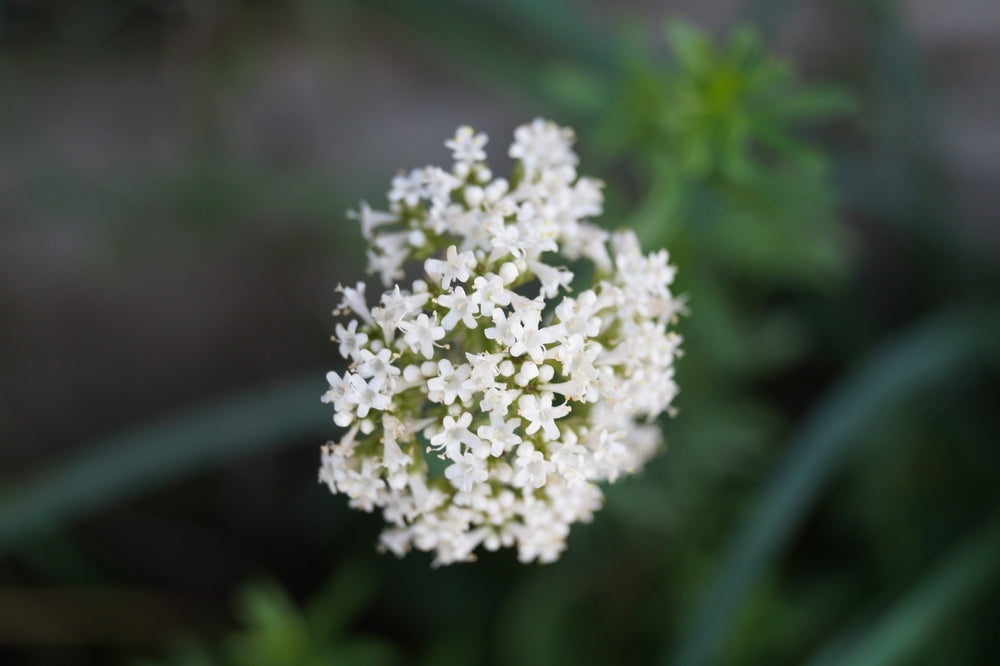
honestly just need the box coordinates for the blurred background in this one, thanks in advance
[1,0,999,664]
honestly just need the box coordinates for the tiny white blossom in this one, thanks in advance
[508,310,561,365]
[348,201,397,240]
[336,282,372,325]
[477,417,523,457]
[423,167,461,205]
[513,443,556,489]
[375,286,430,341]
[380,417,413,489]
[426,359,473,405]
[464,351,503,391]
[429,412,481,460]
[356,348,400,379]
[509,118,579,174]
[436,286,480,330]
[518,393,570,441]
[347,373,392,418]
[484,308,519,348]
[425,245,476,289]
[445,452,489,493]
[487,219,525,260]
[445,125,488,164]
[389,168,425,208]
[398,313,445,359]
[528,260,573,299]
[344,458,385,512]
[472,273,512,316]
[481,385,518,416]
[321,370,348,405]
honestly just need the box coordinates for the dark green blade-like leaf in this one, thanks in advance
[805,515,1000,666]
[305,559,381,640]
[0,374,331,556]
[668,307,995,666]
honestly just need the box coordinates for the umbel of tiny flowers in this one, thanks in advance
[321,118,684,566]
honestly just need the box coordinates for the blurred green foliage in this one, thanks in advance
[1,1,998,665]
[137,562,400,666]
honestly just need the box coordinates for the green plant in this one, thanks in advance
[137,562,399,666]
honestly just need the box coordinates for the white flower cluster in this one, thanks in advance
[321,119,683,565]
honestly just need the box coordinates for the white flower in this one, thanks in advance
[445,452,489,493]
[321,119,683,565]
[389,168,425,208]
[508,310,561,365]
[528,260,573,299]
[487,218,525,260]
[336,457,385,512]
[429,412,481,460]
[484,308,519,348]
[348,201,397,241]
[346,373,392,418]
[374,285,430,341]
[355,348,399,379]
[335,282,372,325]
[509,117,579,174]
[445,125,488,164]
[550,438,589,486]
[477,417,522,457]
[425,245,476,289]
[398,313,445,359]
[426,359,473,405]
[321,370,348,405]
[423,167,461,205]
[513,443,556,489]
[480,385,518,417]
[464,352,502,391]
[436,286,480,330]
[472,273,512,316]
[555,291,602,337]
[380,417,413,489]
[517,393,570,441]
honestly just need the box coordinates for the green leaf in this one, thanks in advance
[771,86,857,120]
[497,568,586,666]
[665,20,714,75]
[539,62,612,115]
[226,580,316,665]
[321,639,400,666]
[236,581,304,634]
[631,159,686,247]
[0,374,331,556]
[751,119,827,172]
[305,559,380,640]
[726,25,763,64]
[805,516,1000,666]
[667,307,995,666]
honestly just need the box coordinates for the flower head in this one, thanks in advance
[321,119,684,565]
